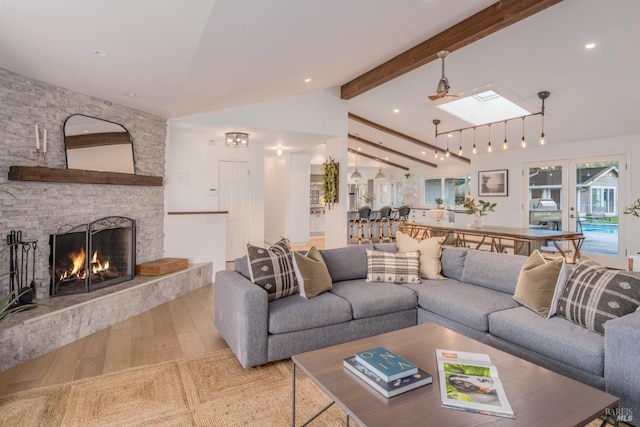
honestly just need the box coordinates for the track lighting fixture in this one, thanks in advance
[432,91,550,155]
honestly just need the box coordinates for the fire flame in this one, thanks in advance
[59,248,110,281]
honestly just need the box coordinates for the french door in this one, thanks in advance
[523,155,626,268]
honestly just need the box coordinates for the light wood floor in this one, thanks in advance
[0,236,324,398]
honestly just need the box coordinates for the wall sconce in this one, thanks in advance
[225,132,249,147]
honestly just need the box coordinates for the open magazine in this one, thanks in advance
[436,349,514,419]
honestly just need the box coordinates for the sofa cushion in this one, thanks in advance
[373,243,397,253]
[415,279,519,332]
[489,306,604,376]
[330,279,417,319]
[460,249,527,294]
[268,292,353,334]
[320,245,373,282]
[557,259,640,335]
[365,250,421,284]
[234,255,251,279]
[246,238,298,301]
[294,246,333,299]
[396,231,445,280]
[513,250,566,318]
[440,246,468,281]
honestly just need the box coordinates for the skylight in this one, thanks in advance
[437,90,530,125]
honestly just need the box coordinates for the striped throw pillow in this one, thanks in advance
[366,250,421,284]
[557,259,640,334]
[246,238,299,301]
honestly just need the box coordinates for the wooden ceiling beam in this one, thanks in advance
[341,0,564,99]
[349,133,437,168]
[348,148,409,171]
[349,113,471,164]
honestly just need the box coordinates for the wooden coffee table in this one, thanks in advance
[291,322,619,426]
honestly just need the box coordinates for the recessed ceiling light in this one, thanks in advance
[585,42,596,49]
[393,109,400,113]
[304,78,312,83]
[93,49,109,57]
[421,151,426,155]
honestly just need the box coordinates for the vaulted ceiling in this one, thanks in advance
[1,0,638,170]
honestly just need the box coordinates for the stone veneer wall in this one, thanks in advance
[0,68,166,298]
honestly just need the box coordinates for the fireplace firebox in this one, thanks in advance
[49,216,136,296]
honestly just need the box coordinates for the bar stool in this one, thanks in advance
[349,206,372,245]
[372,206,393,243]
[393,205,411,238]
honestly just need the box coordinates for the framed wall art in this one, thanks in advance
[478,169,508,197]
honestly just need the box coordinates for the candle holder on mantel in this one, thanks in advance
[42,151,47,166]
[35,148,41,167]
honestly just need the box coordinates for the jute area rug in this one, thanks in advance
[0,348,351,427]
[0,347,608,427]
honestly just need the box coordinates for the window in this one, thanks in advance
[423,176,471,206]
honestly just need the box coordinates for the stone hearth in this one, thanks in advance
[0,263,212,372]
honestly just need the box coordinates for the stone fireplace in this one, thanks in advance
[49,216,136,296]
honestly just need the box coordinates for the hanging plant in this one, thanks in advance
[321,158,339,210]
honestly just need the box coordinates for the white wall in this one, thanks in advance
[165,89,348,266]
[287,154,311,245]
[324,136,349,248]
[264,155,286,244]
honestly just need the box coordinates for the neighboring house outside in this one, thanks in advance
[528,166,619,217]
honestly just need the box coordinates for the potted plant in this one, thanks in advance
[321,158,339,210]
[435,197,444,209]
[463,197,496,227]
[361,193,376,205]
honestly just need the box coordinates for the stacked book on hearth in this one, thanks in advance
[343,346,432,398]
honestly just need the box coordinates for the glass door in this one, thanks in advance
[571,157,623,267]
[524,155,626,268]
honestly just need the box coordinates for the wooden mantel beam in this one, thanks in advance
[341,0,564,99]
[348,113,471,164]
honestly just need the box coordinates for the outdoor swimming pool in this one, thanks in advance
[580,222,619,234]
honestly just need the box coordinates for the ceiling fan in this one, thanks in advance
[428,50,458,101]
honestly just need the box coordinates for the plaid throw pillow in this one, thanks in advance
[366,250,421,284]
[557,259,640,334]
[246,238,299,301]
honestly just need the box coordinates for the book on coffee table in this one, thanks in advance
[436,349,514,419]
[343,356,432,398]
[354,346,418,381]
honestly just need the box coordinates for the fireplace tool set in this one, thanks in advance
[5,230,38,309]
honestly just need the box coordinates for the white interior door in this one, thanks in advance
[219,161,250,261]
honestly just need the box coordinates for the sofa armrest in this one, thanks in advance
[605,311,640,423]
[214,270,269,368]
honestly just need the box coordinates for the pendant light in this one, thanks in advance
[375,141,386,179]
[539,91,550,145]
[487,123,492,153]
[472,127,477,154]
[521,117,527,148]
[351,134,362,179]
[458,130,463,156]
[503,120,508,150]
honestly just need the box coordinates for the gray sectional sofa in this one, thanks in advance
[214,244,639,424]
